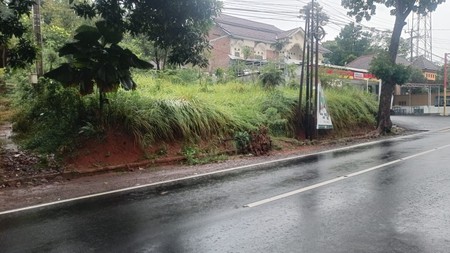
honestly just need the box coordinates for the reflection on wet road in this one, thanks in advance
[1,117,450,252]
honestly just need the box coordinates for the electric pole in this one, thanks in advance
[299,0,325,140]
[444,53,448,116]
[32,0,44,76]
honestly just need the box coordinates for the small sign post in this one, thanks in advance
[316,82,333,130]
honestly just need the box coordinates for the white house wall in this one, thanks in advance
[254,43,267,59]
[225,30,324,64]
[284,32,305,61]
[282,30,324,63]
[230,38,271,59]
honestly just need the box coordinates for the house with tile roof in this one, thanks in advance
[207,14,328,73]
[346,54,440,82]
[345,54,411,70]
[411,55,440,81]
[346,54,444,114]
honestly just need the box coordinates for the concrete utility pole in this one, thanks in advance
[308,0,314,140]
[32,0,44,76]
[298,0,325,140]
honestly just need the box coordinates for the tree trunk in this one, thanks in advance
[162,48,169,70]
[377,80,394,133]
[154,49,160,71]
[377,3,412,133]
[0,46,5,68]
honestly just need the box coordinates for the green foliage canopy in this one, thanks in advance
[408,67,427,84]
[342,0,445,62]
[70,0,222,67]
[323,22,372,66]
[369,52,410,85]
[0,0,36,68]
[45,21,152,101]
[342,0,445,133]
[436,65,450,87]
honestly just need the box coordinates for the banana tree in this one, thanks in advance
[45,20,153,111]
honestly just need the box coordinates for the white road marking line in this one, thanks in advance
[0,129,441,215]
[244,143,450,208]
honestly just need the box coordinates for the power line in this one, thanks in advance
[221,12,302,23]
[221,0,450,54]
[223,1,396,35]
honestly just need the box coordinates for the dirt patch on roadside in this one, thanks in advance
[64,129,145,170]
[63,128,235,172]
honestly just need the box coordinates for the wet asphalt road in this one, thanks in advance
[1,116,450,253]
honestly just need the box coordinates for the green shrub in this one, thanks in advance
[182,145,199,165]
[163,68,200,85]
[264,107,288,136]
[9,68,378,155]
[234,131,250,154]
[259,64,284,88]
[13,78,88,153]
[260,91,296,136]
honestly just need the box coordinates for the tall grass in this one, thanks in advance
[11,70,378,154]
[129,72,377,139]
[134,75,299,136]
[326,87,378,131]
[105,92,238,146]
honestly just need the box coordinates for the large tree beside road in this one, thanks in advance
[45,0,222,109]
[342,0,445,134]
[70,0,222,68]
[322,22,372,66]
[0,0,36,68]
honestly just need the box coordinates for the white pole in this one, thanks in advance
[378,79,382,103]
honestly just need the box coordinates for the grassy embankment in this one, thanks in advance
[11,70,378,158]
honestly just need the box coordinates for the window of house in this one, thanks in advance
[235,52,240,57]
[398,101,406,106]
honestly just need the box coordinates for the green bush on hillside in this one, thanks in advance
[259,63,284,88]
[104,92,238,146]
[326,87,377,131]
[13,78,89,153]
[10,71,378,155]
[260,90,296,137]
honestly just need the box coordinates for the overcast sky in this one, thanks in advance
[222,0,450,63]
